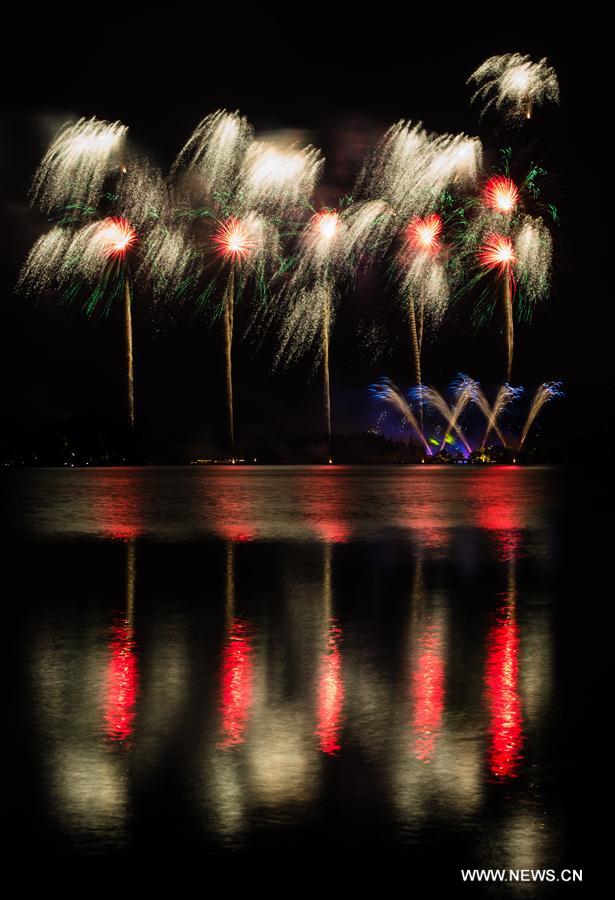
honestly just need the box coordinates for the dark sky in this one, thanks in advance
[0,12,605,455]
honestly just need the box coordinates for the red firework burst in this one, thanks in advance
[100,217,137,258]
[213,218,255,263]
[312,209,340,242]
[407,213,443,254]
[482,176,519,214]
[478,233,516,275]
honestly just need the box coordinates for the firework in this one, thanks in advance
[239,141,323,214]
[407,214,443,254]
[519,382,563,447]
[115,159,169,231]
[30,117,127,212]
[369,378,429,451]
[18,227,73,295]
[481,384,524,447]
[425,134,483,189]
[478,233,516,381]
[398,214,449,407]
[137,222,195,299]
[483,176,519,214]
[514,216,553,319]
[410,383,472,455]
[359,121,481,222]
[173,110,283,456]
[21,216,139,426]
[444,374,483,452]
[171,109,253,198]
[276,208,347,451]
[468,53,560,124]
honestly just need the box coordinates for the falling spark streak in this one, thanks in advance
[515,216,553,319]
[410,384,472,455]
[519,382,564,447]
[359,121,482,221]
[30,116,127,212]
[482,384,524,447]
[369,378,430,451]
[443,375,483,452]
[171,109,253,195]
[469,53,560,125]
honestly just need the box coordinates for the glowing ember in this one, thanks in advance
[478,233,516,274]
[213,218,255,262]
[407,213,443,253]
[100,217,137,258]
[483,176,519,213]
[313,210,339,242]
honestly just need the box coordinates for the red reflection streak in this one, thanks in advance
[411,622,445,762]
[94,479,142,540]
[485,604,523,779]
[300,472,350,543]
[105,620,138,742]
[470,470,524,561]
[219,618,254,748]
[316,620,344,755]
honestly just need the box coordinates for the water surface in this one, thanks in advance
[5,466,600,888]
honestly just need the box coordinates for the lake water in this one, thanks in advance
[5,466,601,889]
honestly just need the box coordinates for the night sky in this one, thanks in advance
[0,13,604,457]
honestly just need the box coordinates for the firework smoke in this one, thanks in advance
[468,53,559,124]
[239,141,323,215]
[30,117,127,212]
[519,382,563,447]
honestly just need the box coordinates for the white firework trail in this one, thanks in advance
[171,109,253,197]
[515,215,553,317]
[482,384,524,447]
[137,222,195,298]
[369,378,430,451]
[519,382,563,447]
[358,121,482,223]
[18,227,73,295]
[30,117,127,212]
[115,159,169,232]
[468,53,560,124]
[411,383,472,454]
